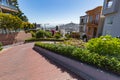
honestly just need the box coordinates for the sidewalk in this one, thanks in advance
[0,43,82,80]
[34,46,120,80]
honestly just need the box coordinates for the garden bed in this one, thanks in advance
[34,45,120,80]
[35,42,120,76]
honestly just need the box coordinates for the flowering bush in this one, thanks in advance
[0,13,22,34]
[61,39,85,48]
[86,35,120,58]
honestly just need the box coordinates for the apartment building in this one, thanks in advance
[102,0,120,37]
[0,0,18,13]
[79,15,88,38]
[86,6,103,39]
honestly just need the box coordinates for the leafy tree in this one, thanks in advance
[0,13,22,34]
[22,22,34,31]
[11,0,28,22]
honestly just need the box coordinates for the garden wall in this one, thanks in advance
[0,31,32,45]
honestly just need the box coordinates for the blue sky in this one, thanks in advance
[18,0,104,25]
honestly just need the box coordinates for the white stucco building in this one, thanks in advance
[79,15,88,37]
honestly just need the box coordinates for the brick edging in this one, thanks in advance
[33,46,120,80]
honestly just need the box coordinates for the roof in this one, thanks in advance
[86,6,102,14]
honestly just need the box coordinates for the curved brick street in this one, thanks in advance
[0,43,83,80]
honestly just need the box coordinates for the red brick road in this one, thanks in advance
[0,43,82,80]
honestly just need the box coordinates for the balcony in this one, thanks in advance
[102,0,119,15]
[0,0,18,12]
[80,22,85,25]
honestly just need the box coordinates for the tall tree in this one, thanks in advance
[11,0,28,22]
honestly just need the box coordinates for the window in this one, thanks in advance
[89,16,93,23]
[95,14,99,24]
[106,0,113,8]
[8,0,14,5]
[96,14,99,21]
[81,19,84,24]
[88,27,91,33]
[107,16,114,25]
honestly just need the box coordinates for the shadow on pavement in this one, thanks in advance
[33,48,85,80]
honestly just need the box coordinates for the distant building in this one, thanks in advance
[79,15,88,38]
[86,6,103,39]
[102,0,120,37]
[46,27,56,31]
[0,0,18,13]
[59,22,79,34]
[36,24,42,29]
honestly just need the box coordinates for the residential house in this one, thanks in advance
[102,0,120,37]
[79,15,88,38]
[86,6,103,39]
[0,0,18,13]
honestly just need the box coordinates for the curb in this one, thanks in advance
[34,46,120,80]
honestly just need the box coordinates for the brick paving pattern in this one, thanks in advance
[0,43,83,80]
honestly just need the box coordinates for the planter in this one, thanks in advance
[34,46,120,80]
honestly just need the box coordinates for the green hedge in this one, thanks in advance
[25,38,65,42]
[0,42,3,51]
[35,42,120,75]
[35,30,52,38]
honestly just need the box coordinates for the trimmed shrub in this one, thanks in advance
[44,31,52,38]
[35,30,52,38]
[54,32,62,39]
[35,42,120,75]
[0,42,2,51]
[36,30,45,38]
[25,38,64,42]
